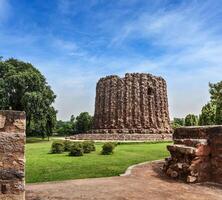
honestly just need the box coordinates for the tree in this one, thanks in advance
[185,114,198,126]
[75,112,93,133]
[45,107,57,140]
[56,113,93,135]
[0,58,57,137]
[56,120,74,136]
[209,81,222,124]
[70,115,75,123]
[199,102,216,125]
[172,118,185,129]
[56,115,76,136]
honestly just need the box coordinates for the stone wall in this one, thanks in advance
[0,110,26,200]
[210,129,222,183]
[163,126,222,184]
[69,133,172,141]
[93,73,171,134]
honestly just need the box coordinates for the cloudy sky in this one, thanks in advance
[1,0,222,120]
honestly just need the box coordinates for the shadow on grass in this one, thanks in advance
[26,137,50,144]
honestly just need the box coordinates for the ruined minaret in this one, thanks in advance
[93,73,171,134]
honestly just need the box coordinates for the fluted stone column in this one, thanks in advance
[93,73,171,134]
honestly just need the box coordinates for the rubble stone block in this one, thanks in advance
[164,125,222,184]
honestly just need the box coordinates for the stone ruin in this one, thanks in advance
[69,73,172,141]
[164,126,222,184]
[93,73,171,134]
[0,110,26,200]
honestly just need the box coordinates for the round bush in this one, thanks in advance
[82,140,96,153]
[101,142,115,155]
[63,140,73,151]
[69,143,84,156]
[51,141,64,154]
[89,140,96,151]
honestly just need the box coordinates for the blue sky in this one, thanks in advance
[1,0,222,120]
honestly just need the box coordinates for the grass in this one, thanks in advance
[25,138,170,183]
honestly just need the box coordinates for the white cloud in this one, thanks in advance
[52,38,89,58]
[106,1,222,119]
[54,39,78,51]
[2,0,222,120]
[0,0,10,23]
[111,2,218,48]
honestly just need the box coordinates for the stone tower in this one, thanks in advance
[93,73,171,134]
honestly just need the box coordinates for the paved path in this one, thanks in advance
[26,161,222,200]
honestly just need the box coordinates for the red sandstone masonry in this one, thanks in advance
[93,73,171,134]
[69,133,172,141]
[164,126,222,184]
[210,129,222,183]
[0,110,26,200]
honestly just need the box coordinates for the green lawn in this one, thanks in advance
[25,139,170,183]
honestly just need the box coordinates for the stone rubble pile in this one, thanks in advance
[163,126,222,184]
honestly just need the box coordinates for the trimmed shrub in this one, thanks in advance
[63,140,73,151]
[69,143,84,156]
[90,140,96,151]
[82,140,96,153]
[51,141,64,154]
[113,142,118,147]
[101,142,115,155]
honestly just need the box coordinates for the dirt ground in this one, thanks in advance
[26,161,222,200]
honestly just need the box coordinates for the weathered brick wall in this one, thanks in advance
[164,126,222,184]
[0,110,26,200]
[69,133,172,141]
[93,73,171,134]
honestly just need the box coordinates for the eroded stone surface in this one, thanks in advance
[69,133,172,141]
[93,73,171,134]
[0,115,6,129]
[0,110,26,200]
[164,126,222,184]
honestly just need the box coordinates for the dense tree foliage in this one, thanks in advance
[75,112,93,133]
[0,58,56,138]
[199,102,216,125]
[172,118,185,129]
[175,81,222,127]
[56,112,93,135]
[56,119,75,136]
[185,114,198,126]
[209,81,222,124]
